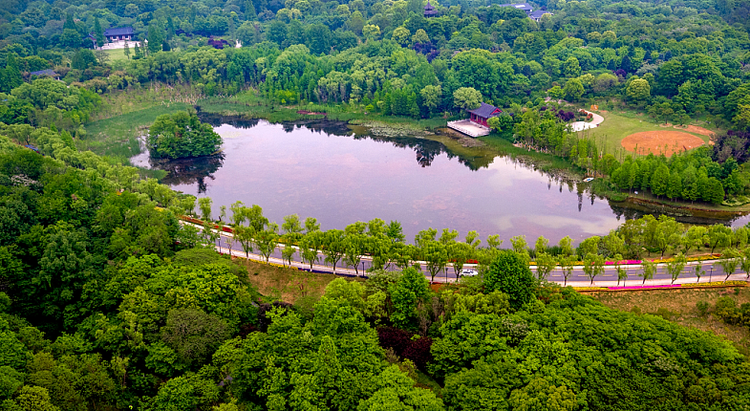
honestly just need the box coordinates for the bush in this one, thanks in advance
[377,326,412,356]
[402,336,433,370]
[485,250,537,310]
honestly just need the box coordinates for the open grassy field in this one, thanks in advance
[578,111,712,157]
[101,48,129,62]
[82,102,192,161]
[590,287,750,355]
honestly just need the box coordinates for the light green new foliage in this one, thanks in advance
[389,267,429,329]
[640,259,657,284]
[716,248,741,281]
[453,87,482,110]
[666,253,687,284]
[582,252,605,284]
[613,254,628,285]
[535,253,557,281]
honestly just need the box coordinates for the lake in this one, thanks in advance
[131,119,750,244]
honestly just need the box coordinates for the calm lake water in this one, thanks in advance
[131,119,750,243]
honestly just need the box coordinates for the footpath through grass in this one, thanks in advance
[591,287,750,356]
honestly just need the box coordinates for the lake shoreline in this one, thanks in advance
[194,102,750,225]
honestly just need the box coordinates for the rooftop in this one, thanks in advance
[29,69,58,77]
[529,9,553,18]
[498,3,534,12]
[104,26,134,36]
[467,102,502,118]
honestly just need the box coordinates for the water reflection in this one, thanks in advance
[199,113,474,170]
[157,154,225,194]
[131,118,750,241]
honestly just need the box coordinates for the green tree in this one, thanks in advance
[161,308,230,368]
[563,78,584,101]
[392,26,411,47]
[582,252,605,284]
[650,164,670,198]
[535,252,557,281]
[666,171,682,200]
[321,229,346,273]
[420,85,442,114]
[717,248,740,281]
[93,17,105,47]
[613,254,628,285]
[626,78,651,105]
[453,87,482,110]
[390,267,429,329]
[562,57,581,77]
[666,253,687,284]
[485,250,536,310]
[707,224,732,253]
[147,21,166,54]
[639,259,657,284]
[4,386,60,411]
[256,222,279,263]
[148,111,223,159]
[362,24,380,41]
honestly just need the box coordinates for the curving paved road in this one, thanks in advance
[570,110,605,132]
[209,229,749,287]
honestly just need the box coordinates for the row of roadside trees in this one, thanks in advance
[187,197,750,285]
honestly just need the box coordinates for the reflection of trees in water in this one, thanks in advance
[152,153,225,194]
[198,113,262,129]
[608,202,744,227]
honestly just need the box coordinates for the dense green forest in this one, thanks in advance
[2,0,750,202]
[2,131,750,410]
[3,0,750,409]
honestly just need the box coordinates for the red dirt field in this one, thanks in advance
[679,125,716,137]
[621,131,706,157]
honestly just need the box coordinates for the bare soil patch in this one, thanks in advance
[621,130,706,157]
[680,125,716,137]
[242,259,353,303]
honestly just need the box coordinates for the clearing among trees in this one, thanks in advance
[621,130,706,156]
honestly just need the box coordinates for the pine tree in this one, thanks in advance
[628,162,640,192]
[407,92,420,118]
[147,22,165,54]
[166,17,175,40]
[650,164,670,198]
[706,177,725,204]
[666,171,682,200]
[94,17,105,47]
[681,166,699,203]
[245,0,257,19]
[4,53,23,91]
[124,42,130,59]
[64,12,76,31]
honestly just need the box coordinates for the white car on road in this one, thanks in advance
[460,269,479,277]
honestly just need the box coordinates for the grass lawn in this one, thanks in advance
[101,48,129,62]
[590,287,750,356]
[577,110,710,156]
[81,102,192,162]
